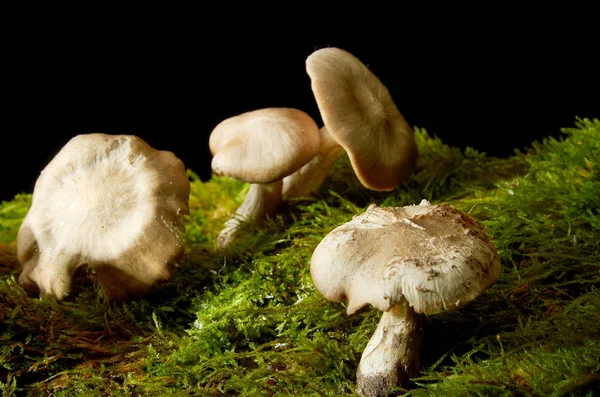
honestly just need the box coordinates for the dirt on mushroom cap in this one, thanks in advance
[310,200,502,315]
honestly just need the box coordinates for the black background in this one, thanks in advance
[2,14,597,202]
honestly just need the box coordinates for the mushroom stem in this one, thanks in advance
[217,180,283,248]
[356,299,424,397]
[283,127,346,198]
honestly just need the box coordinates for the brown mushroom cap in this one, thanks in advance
[306,47,418,191]
[310,200,502,315]
[209,107,320,184]
[17,133,190,302]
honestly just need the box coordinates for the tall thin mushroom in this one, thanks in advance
[283,47,418,198]
[310,200,502,396]
[17,133,190,302]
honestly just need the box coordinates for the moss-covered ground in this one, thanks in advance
[1,118,599,396]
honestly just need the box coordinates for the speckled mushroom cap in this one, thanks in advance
[209,107,320,184]
[17,133,190,302]
[306,47,418,191]
[310,200,502,315]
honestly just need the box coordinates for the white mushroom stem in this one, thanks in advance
[217,180,283,248]
[282,127,345,199]
[356,299,424,397]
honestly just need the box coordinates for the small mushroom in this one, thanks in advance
[310,200,502,396]
[209,107,320,248]
[17,133,190,303]
[283,47,418,198]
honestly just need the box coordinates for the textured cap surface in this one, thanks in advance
[310,200,502,315]
[17,133,190,302]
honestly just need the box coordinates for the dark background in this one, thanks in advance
[2,19,598,202]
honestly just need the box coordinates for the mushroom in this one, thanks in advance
[17,133,190,303]
[310,200,502,396]
[283,47,418,198]
[209,107,320,248]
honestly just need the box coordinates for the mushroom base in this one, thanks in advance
[356,300,424,397]
[217,180,283,248]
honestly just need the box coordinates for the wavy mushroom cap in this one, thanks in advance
[209,107,320,184]
[306,47,418,191]
[310,200,502,315]
[17,133,190,302]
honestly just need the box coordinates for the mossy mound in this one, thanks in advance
[1,118,598,396]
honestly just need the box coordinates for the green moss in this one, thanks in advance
[0,194,30,244]
[1,118,598,396]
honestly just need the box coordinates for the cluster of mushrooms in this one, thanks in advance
[15,48,501,397]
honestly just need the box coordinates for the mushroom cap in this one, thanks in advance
[310,200,502,315]
[209,107,320,184]
[17,133,190,302]
[306,47,418,191]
